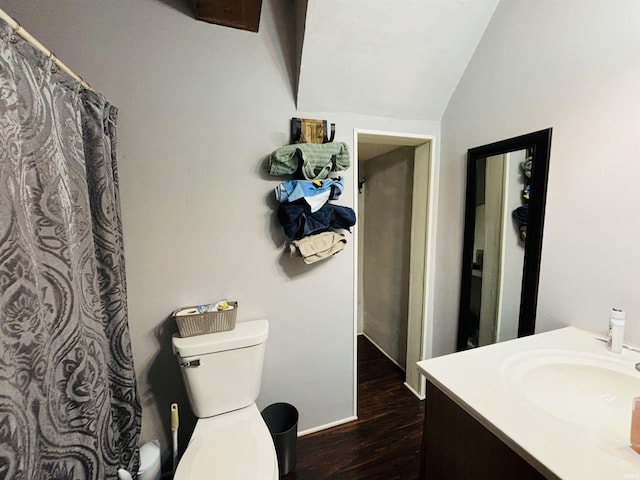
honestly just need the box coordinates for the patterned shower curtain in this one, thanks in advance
[0,19,140,480]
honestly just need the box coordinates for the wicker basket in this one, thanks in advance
[173,302,238,337]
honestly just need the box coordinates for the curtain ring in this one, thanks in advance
[49,52,59,74]
[9,22,22,44]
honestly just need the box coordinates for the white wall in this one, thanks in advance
[298,0,500,119]
[361,147,414,367]
[437,0,640,357]
[0,0,439,462]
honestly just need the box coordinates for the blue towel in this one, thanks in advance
[275,177,344,212]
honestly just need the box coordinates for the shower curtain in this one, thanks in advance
[0,19,141,479]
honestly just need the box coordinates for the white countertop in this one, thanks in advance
[417,327,640,480]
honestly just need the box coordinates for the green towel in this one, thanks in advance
[269,142,350,180]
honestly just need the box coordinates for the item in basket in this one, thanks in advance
[196,304,215,313]
[175,307,199,316]
[196,299,234,314]
[215,300,234,311]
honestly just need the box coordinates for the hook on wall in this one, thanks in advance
[358,176,367,194]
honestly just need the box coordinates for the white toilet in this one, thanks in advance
[171,319,278,479]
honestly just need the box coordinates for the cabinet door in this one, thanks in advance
[421,382,547,480]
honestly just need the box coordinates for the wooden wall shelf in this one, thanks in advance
[193,0,263,32]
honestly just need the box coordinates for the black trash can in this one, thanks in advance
[261,403,298,476]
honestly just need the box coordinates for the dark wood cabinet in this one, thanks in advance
[420,381,547,479]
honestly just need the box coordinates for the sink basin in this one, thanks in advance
[501,349,640,439]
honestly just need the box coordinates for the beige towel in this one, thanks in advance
[289,232,347,264]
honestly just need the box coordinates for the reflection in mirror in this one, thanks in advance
[471,150,529,347]
[457,129,552,351]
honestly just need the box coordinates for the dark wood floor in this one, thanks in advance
[288,335,425,479]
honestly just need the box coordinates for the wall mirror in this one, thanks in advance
[457,129,552,351]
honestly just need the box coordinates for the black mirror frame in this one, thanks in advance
[456,128,553,351]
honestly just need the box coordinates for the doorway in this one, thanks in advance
[352,129,436,410]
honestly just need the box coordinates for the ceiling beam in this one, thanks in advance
[193,0,263,32]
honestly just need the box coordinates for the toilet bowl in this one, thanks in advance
[171,319,277,479]
[173,404,277,480]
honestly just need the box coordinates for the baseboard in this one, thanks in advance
[297,415,358,437]
[361,333,406,372]
[403,381,425,400]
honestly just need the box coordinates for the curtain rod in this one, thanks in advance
[0,8,92,90]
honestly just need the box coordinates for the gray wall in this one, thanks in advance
[361,147,414,368]
[0,0,439,462]
[436,0,640,356]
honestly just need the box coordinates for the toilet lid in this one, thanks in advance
[174,406,277,480]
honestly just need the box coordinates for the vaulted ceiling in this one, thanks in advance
[296,0,501,121]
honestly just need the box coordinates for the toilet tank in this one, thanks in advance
[172,319,269,418]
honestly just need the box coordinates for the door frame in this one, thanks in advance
[352,128,437,412]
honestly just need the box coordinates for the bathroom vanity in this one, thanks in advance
[417,327,640,479]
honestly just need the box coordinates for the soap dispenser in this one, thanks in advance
[607,308,625,354]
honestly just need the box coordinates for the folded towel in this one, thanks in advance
[277,202,356,240]
[289,232,347,264]
[269,142,351,180]
[275,177,344,212]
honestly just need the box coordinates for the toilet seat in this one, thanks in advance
[174,403,278,480]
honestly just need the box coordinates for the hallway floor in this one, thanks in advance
[287,335,425,479]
